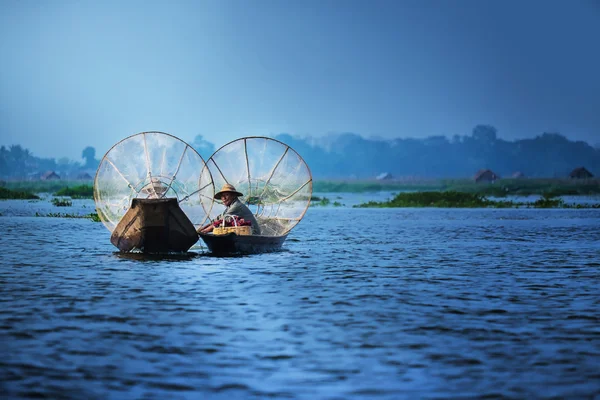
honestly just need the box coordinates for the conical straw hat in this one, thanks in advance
[214,183,244,200]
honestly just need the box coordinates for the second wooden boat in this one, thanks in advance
[198,232,288,255]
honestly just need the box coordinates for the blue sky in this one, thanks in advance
[1,0,599,160]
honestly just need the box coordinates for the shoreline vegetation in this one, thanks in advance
[0,187,40,200]
[354,191,600,209]
[0,179,598,210]
[312,178,600,196]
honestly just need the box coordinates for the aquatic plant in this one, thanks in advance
[354,190,600,209]
[531,194,565,208]
[356,191,498,208]
[35,211,101,221]
[310,197,331,207]
[0,187,39,200]
[51,197,73,207]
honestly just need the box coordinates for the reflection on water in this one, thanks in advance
[1,199,600,399]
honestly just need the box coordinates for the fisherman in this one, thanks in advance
[199,183,261,235]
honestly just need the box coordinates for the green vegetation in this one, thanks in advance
[0,187,40,200]
[314,178,600,196]
[311,196,331,206]
[355,191,600,209]
[531,194,565,208]
[310,196,345,207]
[35,212,101,221]
[54,184,94,198]
[51,197,73,207]
[355,191,497,208]
[4,180,93,194]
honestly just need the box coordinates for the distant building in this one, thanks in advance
[569,167,593,179]
[474,169,498,183]
[41,171,61,180]
[376,172,393,180]
[512,171,525,179]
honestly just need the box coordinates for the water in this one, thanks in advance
[1,197,599,399]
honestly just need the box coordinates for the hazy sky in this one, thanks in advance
[1,0,599,161]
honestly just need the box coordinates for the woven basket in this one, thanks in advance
[213,225,251,236]
[213,215,252,236]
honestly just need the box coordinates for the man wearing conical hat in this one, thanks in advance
[199,183,261,235]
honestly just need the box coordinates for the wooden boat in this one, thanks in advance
[94,132,215,254]
[200,136,312,256]
[198,232,288,255]
[111,198,199,253]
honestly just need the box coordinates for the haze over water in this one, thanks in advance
[1,197,599,399]
[2,0,600,159]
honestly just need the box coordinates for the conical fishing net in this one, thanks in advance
[94,131,214,232]
[206,136,312,236]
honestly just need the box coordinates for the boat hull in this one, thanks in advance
[198,232,288,255]
[110,198,198,253]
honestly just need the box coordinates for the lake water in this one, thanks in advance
[1,195,599,399]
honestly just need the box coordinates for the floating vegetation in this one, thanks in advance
[313,178,600,196]
[530,194,565,208]
[308,196,345,207]
[35,212,101,221]
[0,187,39,200]
[54,184,93,199]
[51,197,73,207]
[311,197,331,207]
[355,191,600,209]
[356,191,494,208]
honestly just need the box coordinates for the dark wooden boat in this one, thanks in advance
[198,232,288,255]
[111,198,198,253]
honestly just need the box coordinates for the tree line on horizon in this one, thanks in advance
[273,125,600,179]
[0,125,598,180]
[0,145,99,180]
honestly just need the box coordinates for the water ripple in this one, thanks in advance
[1,205,600,399]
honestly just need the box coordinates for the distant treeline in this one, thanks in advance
[273,125,600,179]
[0,145,99,180]
[1,125,599,179]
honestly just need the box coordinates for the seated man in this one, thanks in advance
[199,183,261,235]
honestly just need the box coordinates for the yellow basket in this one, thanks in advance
[213,215,252,236]
[213,225,251,236]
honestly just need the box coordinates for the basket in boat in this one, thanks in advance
[213,215,251,236]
